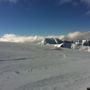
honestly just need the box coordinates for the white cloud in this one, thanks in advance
[62,31,90,41]
[0,34,44,43]
[46,31,90,41]
[0,31,90,43]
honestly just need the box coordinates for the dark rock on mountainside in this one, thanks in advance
[41,38,63,45]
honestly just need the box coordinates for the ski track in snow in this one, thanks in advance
[0,42,90,90]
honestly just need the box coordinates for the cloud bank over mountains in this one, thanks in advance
[0,34,44,43]
[0,31,90,43]
[62,31,90,41]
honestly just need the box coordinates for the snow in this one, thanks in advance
[54,43,64,48]
[0,42,90,90]
[79,46,90,52]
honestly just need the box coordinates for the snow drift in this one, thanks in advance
[0,41,90,90]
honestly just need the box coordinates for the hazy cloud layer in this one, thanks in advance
[0,0,90,8]
[0,31,90,43]
[0,0,40,3]
[58,0,90,6]
[81,0,90,6]
[0,0,18,3]
[0,34,44,43]
[58,0,90,15]
[62,31,90,41]
[58,0,72,5]
[86,11,90,15]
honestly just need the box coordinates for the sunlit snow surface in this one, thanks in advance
[0,42,90,90]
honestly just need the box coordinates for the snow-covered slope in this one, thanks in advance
[0,42,90,90]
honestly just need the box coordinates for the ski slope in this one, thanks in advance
[0,42,90,90]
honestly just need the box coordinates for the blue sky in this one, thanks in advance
[0,0,90,36]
